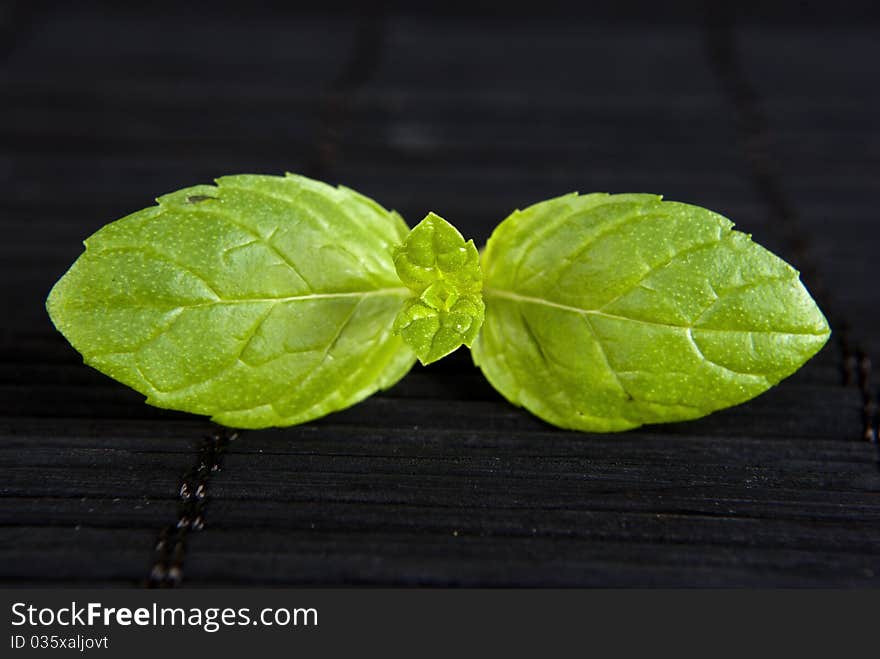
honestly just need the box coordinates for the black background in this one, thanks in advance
[1,0,878,586]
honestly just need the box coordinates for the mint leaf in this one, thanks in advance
[472,193,831,432]
[392,212,484,365]
[46,173,416,429]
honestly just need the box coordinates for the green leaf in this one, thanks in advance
[472,193,831,432]
[392,212,484,365]
[46,173,416,429]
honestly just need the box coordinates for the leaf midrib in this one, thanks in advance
[188,287,410,306]
[483,287,827,337]
[67,287,411,312]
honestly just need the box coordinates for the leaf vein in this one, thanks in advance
[234,304,277,366]
[691,274,797,325]
[91,307,185,359]
[515,206,649,288]
[484,288,826,337]
[686,328,770,382]
[519,309,551,371]
[97,246,222,300]
[548,211,675,287]
[582,314,631,399]
[183,205,316,292]
[597,233,726,311]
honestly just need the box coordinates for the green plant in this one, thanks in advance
[47,173,830,432]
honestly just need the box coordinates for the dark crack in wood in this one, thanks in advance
[146,429,236,587]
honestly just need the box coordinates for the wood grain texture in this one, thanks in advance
[1,2,878,587]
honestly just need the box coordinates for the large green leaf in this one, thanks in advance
[472,193,831,432]
[46,173,416,428]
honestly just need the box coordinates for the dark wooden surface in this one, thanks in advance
[1,1,878,586]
